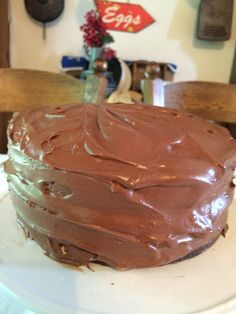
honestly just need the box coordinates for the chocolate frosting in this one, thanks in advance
[5,103,236,269]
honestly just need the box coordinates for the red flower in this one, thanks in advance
[103,47,117,60]
[80,10,114,48]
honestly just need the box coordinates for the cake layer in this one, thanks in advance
[5,103,236,269]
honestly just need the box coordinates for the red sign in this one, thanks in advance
[95,1,155,33]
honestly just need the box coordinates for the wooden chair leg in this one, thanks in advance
[225,123,236,138]
[0,112,12,153]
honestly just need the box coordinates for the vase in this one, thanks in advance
[88,47,104,70]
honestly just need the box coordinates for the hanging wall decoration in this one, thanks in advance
[24,0,64,39]
[197,0,233,41]
[94,0,155,33]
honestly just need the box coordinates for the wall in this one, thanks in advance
[10,0,236,82]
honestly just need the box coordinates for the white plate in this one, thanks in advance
[0,192,236,314]
[116,59,132,93]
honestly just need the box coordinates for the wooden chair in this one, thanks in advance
[0,67,109,153]
[83,59,108,104]
[0,68,84,112]
[0,68,84,153]
[141,62,165,106]
[164,81,236,124]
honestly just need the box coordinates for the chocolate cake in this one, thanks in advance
[4,103,236,270]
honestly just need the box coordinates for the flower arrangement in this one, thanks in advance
[103,47,117,60]
[80,9,116,60]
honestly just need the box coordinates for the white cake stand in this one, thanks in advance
[0,190,236,314]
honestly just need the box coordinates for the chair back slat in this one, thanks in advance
[0,68,84,112]
[164,81,236,124]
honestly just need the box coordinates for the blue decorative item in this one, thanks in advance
[60,56,88,72]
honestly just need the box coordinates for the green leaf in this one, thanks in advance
[102,34,114,45]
